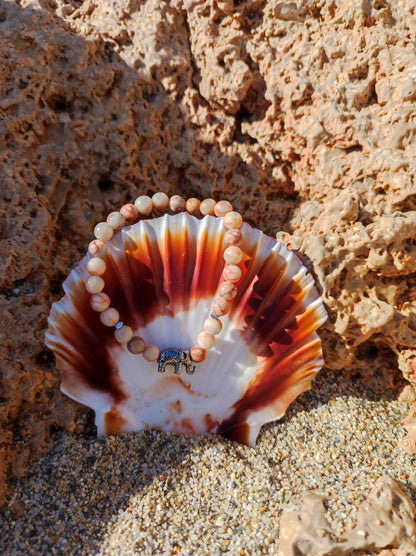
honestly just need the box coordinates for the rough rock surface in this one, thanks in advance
[1,0,416,519]
[278,476,416,555]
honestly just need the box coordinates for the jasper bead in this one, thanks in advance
[127,336,145,354]
[200,198,216,216]
[85,275,105,294]
[143,344,160,362]
[120,203,138,222]
[90,292,110,312]
[224,229,242,246]
[223,264,241,283]
[169,195,186,212]
[88,239,108,258]
[224,211,242,229]
[114,325,133,344]
[100,307,120,327]
[87,257,106,276]
[190,346,206,363]
[211,296,230,316]
[204,317,222,335]
[223,245,243,265]
[197,331,215,350]
[106,211,126,230]
[94,222,113,241]
[185,198,200,215]
[152,192,169,210]
[214,200,233,217]
[135,195,153,215]
[218,281,237,300]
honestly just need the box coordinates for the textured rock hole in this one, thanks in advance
[45,94,72,113]
[49,279,63,297]
[291,83,314,108]
[355,79,378,109]
[354,342,408,396]
[309,5,322,19]
[0,7,7,23]
[240,3,266,32]
[356,341,379,362]
[35,349,56,370]
[348,63,369,82]
[345,144,363,153]
[97,176,113,192]
[234,106,257,144]
[49,423,60,438]
[392,193,416,210]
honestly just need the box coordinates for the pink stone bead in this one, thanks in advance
[222,264,241,283]
[94,222,113,241]
[185,198,200,215]
[127,336,145,354]
[224,211,243,229]
[85,275,105,294]
[224,228,242,246]
[120,203,138,222]
[135,195,153,215]
[88,239,108,258]
[90,292,110,312]
[114,325,133,344]
[190,346,206,363]
[214,200,233,217]
[218,281,237,300]
[223,245,243,265]
[87,257,106,276]
[169,195,186,212]
[143,344,160,362]
[200,198,216,216]
[211,296,230,316]
[106,211,126,230]
[197,331,215,350]
[100,307,120,327]
[204,317,222,335]
[152,192,169,210]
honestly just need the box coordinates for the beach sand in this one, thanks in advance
[1,369,415,555]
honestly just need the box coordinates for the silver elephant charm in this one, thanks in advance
[157,348,196,375]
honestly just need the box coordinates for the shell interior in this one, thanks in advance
[46,213,327,446]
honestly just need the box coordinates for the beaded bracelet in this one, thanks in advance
[84,192,245,366]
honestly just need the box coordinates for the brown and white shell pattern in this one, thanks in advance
[46,213,327,446]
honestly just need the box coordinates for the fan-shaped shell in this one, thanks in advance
[46,213,327,446]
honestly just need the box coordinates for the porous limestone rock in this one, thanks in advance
[1,0,416,508]
[278,476,416,555]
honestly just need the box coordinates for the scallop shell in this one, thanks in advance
[46,213,327,446]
